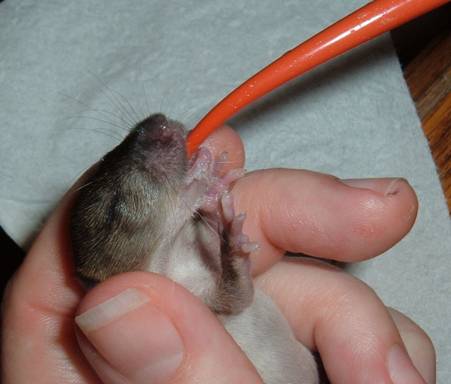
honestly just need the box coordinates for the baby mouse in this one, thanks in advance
[70,113,319,384]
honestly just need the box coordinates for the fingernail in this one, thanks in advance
[387,344,427,384]
[341,178,405,197]
[76,288,184,384]
[383,178,404,197]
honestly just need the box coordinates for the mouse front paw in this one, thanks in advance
[209,190,257,315]
[221,192,259,256]
[186,147,257,315]
[185,147,244,213]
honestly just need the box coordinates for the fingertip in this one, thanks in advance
[388,308,436,384]
[234,171,420,272]
[338,177,418,260]
[200,125,245,173]
[341,177,418,230]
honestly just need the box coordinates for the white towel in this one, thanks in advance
[0,1,449,380]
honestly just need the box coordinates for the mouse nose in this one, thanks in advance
[136,113,170,138]
[145,113,169,128]
[134,113,185,147]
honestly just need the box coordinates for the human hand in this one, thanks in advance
[1,126,435,384]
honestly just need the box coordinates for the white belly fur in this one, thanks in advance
[220,290,319,384]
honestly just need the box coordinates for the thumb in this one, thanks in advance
[75,272,262,384]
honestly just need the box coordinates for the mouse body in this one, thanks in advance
[70,113,319,383]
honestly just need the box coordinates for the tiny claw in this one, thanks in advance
[230,213,246,236]
[221,192,235,223]
[238,233,250,244]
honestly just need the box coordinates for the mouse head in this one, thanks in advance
[70,114,189,286]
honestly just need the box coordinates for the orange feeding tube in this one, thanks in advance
[186,0,449,155]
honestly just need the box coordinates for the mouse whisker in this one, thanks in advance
[67,166,98,200]
[137,63,155,120]
[179,106,202,127]
[159,172,219,240]
[62,118,124,142]
[68,113,127,133]
[142,82,152,119]
[59,91,132,133]
[194,210,220,238]
[156,92,170,121]
[168,185,220,242]
[213,160,243,168]
[74,181,95,193]
[85,70,141,129]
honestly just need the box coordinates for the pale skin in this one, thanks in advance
[1,126,435,384]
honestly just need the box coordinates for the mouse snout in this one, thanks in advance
[135,114,184,146]
[138,113,169,138]
[130,114,187,175]
[146,113,169,129]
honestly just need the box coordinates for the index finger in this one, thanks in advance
[232,169,418,275]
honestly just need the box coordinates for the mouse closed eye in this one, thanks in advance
[70,113,319,384]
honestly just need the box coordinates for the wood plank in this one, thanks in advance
[403,31,451,214]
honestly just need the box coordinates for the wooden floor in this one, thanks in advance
[392,4,451,215]
[403,31,451,214]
